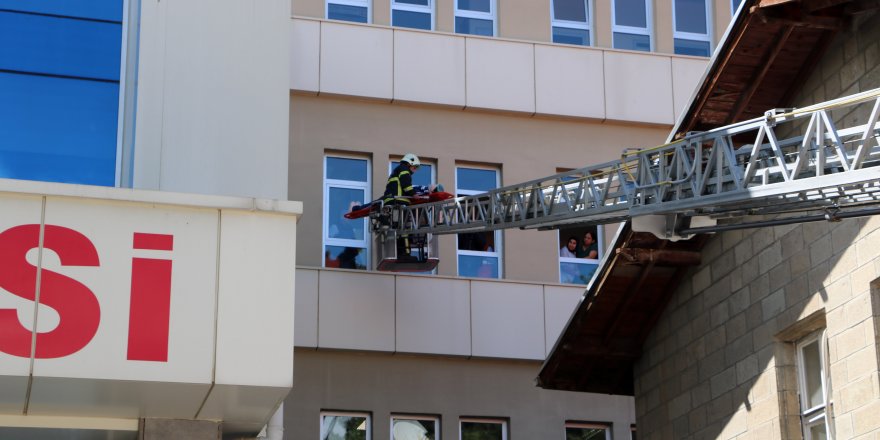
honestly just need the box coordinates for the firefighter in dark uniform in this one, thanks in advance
[383,153,420,261]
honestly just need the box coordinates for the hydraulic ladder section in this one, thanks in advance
[386,88,880,240]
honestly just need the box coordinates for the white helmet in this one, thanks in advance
[401,153,421,167]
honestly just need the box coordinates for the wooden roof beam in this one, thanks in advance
[727,25,794,124]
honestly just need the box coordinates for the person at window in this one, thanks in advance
[337,247,360,269]
[560,236,578,258]
[384,153,421,260]
[577,231,598,259]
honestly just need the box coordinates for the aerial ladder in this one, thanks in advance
[371,88,880,268]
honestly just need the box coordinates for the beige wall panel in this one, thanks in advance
[534,44,605,119]
[719,0,736,42]
[603,51,674,124]
[654,0,673,54]
[471,281,545,360]
[465,38,535,113]
[320,22,393,99]
[317,270,396,351]
[544,285,585,356]
[374,0,390,25]
[395,276,472,356]
[290,19,321,92]
[294,268,320,347]
[671,56,709,120]
[436,0,454,32]
[499,0,550,42]
[292,0,324,18]
[393,30,466,106]
[594,0,612,48]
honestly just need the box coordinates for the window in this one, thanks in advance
[731,0,743,15]
[460,418,506,440]
[324,156,371,270]
[327,0,371,23]
[455,0,496,36]
[797,331,832,440]
[392,415,438,440]
[551,0,591,46]
[612,0,652,52]
[321,412,371,440]
[673,0,711,56]
[558,225,602,285]
[456,166,501,279]
[565,422,611,439]
[392,0,433,30]
[0,1,128,186]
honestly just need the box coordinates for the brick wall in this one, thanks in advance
[633,11,880,440]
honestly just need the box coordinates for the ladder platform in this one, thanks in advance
[377,258,439,272]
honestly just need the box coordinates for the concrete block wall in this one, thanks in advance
[632,11,880,440]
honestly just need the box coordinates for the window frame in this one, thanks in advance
[671,0,712,57]
[326,0,372,24]
[557,227,603,285]
[796,330,832,440]
[321,411,372,440]
[391,414,440,440]
[454,0,497,36]
[323,155,372,269]
[391,0,435,30]
[455,165,502,279]
[611,0,653,52]
[550,0,593,46]
[564,422,612,440]
[459,417,507,440]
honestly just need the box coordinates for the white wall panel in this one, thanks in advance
[291,19,321,92]
[197,383,290,430]
[394,30,466,106]
[604,51,675,124]
[543,286,585,356]
[294,268,319,348]
[396,276,471,356]
[318,270,395,351]
[471,281,545,360]
[320,22,393,100]
[465,38,535,113]
[672,57,709,120]
[535,45,605,119]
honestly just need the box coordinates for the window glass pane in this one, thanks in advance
[458,0,490,12]
[802,339,823,409]
[325,245,368,270]
[614,0,646,28]
[553,27,590,46]
[461,421,503,440]
[328,3,369,23]
[560,260,599,285]
[809,423,827,440]
[393,419,436,440]
[674,38,710,56]
[674,0,707,34]
[392,9,431,29]
[396,0,430,5]
[459,232,495,252]
[0,72,118,186]
[0,12,122,80]
[392,162,433,188]
[731,0,743,14]
[322,415,369,440]
[554,0,587,22]
[565,426,608,439]
[0,0,123,21]
[327,157,369,182]
[613,32,650,51]
[458,255,499,278]
[328,187,366,240]
[455,16,493,36]
[457,168,497,192]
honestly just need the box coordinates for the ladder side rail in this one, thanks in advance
[850,97,880,169]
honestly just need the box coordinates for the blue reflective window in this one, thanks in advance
[553,0,587,22]
[674,0,707,34]
[674,38,710,56]
[732,0,743,14]
[458,255,499,278]
[614,0,647,28]
[325,245,368,270]
[328,3,368,23]
[0,0,122,21]
[458,0,490,12]
[326,157,369,182]
[613,32,651,51]
[455,16,493,35]
[392,9,431,30]
[396,0,429,5]
[457,168,497,192]
[328,187,367,240]
[391,162,433,187]
[553,27,590,45]
[0,12,122,80]
[560,260,599,285]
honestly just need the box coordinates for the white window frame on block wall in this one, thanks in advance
[391,415,440,440]
[611,0,653,52]
[324,155,371,270]
[456,165,502,279]
[454,0,497,37]
[459,418,507,440]
[321,411,372,440]
[672,0,712,57]
[797,330,833,440]
[326,0,372,24]
[391,0,435,30]
[550,0,593,46]
[564,422,612,440]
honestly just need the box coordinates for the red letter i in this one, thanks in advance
[127,233,173,362]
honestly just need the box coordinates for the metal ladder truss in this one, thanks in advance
[390,88,880,238]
